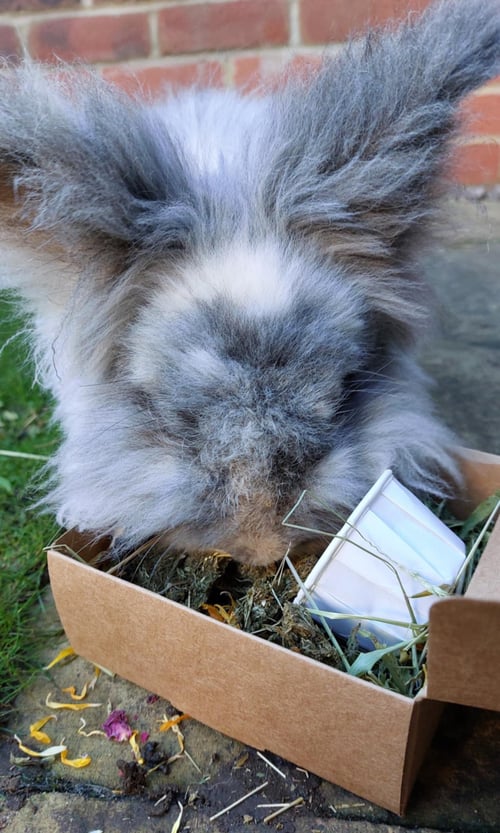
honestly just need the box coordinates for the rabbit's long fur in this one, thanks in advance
[1,0,499,564]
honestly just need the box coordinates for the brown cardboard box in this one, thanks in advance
[47,449,500,815]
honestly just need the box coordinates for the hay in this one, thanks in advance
[104,491,499,697]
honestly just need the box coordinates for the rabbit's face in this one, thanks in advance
[104,239,370,564]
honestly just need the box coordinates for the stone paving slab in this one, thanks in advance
[420,208,500,453]
[0,792,446,833]
[2,647,500,833]
[1,199,500,833]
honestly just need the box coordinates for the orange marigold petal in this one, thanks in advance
[61,682,89,701]
[158,714,191,732]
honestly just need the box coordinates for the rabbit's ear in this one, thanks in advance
[0,158,79,322]
[265,0,500,332]
[0,65,197,302]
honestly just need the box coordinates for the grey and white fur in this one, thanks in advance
[0,0,499,564]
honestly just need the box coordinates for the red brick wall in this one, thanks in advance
[0,0,498,185]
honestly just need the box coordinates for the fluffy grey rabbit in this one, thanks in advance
[0,0,499,565]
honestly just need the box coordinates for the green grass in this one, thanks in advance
[0,292,60,722]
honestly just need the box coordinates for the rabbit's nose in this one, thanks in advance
[225,535,289,566]
[228,544,257,564]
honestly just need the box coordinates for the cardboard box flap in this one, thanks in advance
[427,597,500,711]
[452,447,500,517]
[427,515,500,711]
[466,513,500,600]
[48,528,113,565]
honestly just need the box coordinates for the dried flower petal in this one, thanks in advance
[60,748,91,768]
[61,682,88,701]
[45,693,102,711]
[200,604,226,623]
[78,718,106,738]
[158,714,190,733]
[43,646,76,670]
[29,716,56,745]
[29,731,52,745]
[88,668,101,691]
[200,602,239,626]
[172,724,185,753]
[129,731,144,765]
[102,709,132,742]
[14,734,66,758]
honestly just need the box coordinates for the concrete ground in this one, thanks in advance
[1,198,499,833]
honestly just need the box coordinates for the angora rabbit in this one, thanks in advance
[0,0,499,565]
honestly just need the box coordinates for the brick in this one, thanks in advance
[0,25,22,60]
[0,0,78,10]
[159,0,289,56]
[28,13,151,63]
[300,0,431,44]
[233,55,262,89]
[460,93,500,138]
[451,142,500,186]
[287,53,323,78]
[93,0,157,4]
[232,52,289,90]
[103,60,225,98]
[232,52,321,91]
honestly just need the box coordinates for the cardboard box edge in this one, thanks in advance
[47,546,420,815]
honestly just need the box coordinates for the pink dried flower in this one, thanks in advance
[102,709,133,742]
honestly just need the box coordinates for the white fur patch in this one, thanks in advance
[154,89,267,177]
[157,239,294,318]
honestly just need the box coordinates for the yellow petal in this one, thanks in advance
[29,716,56,745]
[14,735,66,758]
[201,601,239,627]
[201,603,227,623]
[129,731,144,765]
[45,693,102,711]
[158,714,190,732]
[43,646,76,670]
[172,724,185,753]
[214,603,239,626]
[61,682,89,701]
[60,748,91,768]
[30,730,52,744]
